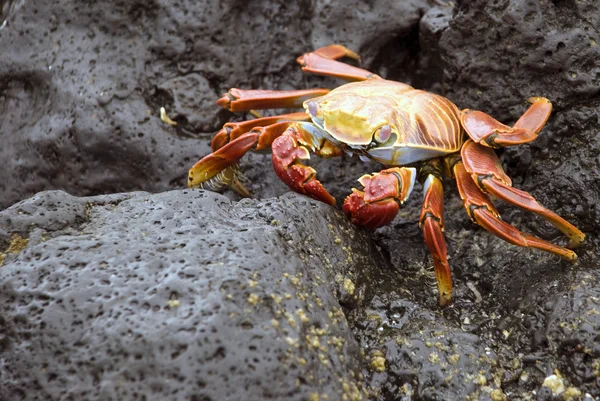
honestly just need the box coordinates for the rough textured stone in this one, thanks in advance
[0,190,372,401]
[349,293,499,400]
[2,189,599,400]
[2,0,600,399]
[437,1,600,240]
[0,0,432,210]
[503,269,600,399]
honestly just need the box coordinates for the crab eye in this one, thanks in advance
[374,125,392,143]
[308,101,318,117]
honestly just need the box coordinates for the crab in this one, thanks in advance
[188,45,585,306]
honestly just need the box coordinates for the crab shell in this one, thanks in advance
[303,79,464,165]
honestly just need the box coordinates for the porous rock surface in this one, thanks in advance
[1,0,600,400]
[0,0,428,209]
[2,190,599,401]
[0,190,370,400]
[434,2,600,398]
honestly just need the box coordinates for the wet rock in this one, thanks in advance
[417,4,454,92]
[0,0,202,209]
[504,268,600,398]
[157,73,218,134]
[414,0,600,398]
[439,0,600,235]
[349,293,501,400]
[0,0,433,210]
[1,0,600,400]
[0,190,372,401]
[440,0,600,114]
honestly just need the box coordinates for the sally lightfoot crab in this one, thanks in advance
[188,45,585,306]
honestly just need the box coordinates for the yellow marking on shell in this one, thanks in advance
[322,97,380,145]
[311,79,463,154]
[311,80,413,145]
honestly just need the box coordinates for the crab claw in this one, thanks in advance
[211,124,234,152]
[343,167,417,229]
[188,132,258,195]
[343,189,400,229]
[272,126,335,206]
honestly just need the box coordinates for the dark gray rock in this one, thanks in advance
[438,0,600,235]
[2,0,600,400]
[425,0,600,398]
[0,0,433,210]
[440,0,600,114]
[2,188,562,401]
[349,293,499,400]
[0,190,372,401]
[502,268,600,399]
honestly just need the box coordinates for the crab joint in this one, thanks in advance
[359,167,417,204]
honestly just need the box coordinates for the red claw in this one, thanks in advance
[272,127,335,206]
[343,190,399,229]
[343,167,416,229]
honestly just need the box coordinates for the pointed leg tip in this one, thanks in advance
[230,176,252,198]
[187,165,203,188]
[528,96,550,104]
[567,232,586,249]
[564,249,578,262]
[216,93,231,109]
[438,293,452,307]
[187,174,196,188]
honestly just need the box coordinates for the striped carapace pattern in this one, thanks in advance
[312,79,463,154]
[403,89,463,153]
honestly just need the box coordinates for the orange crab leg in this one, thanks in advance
[190,118,303,191]
[296,44,381,81]
[461,97,552,147]
[297,44,362,64]
[191,116,342,200]
[298,54,380,81]
[216,88,330,112]
[272,123,339,205]
[419,172,452,307]
[196,114,311,185]
[189,132,259,190]
[454,162,577,261]
[211,112,310,151]
[461,140,585,248]
[342,167,417,229]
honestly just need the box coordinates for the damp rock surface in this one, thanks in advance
[1,189,598,400]
[0,190,371,401]
[0,0,431,210]
[1,0,600,400]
